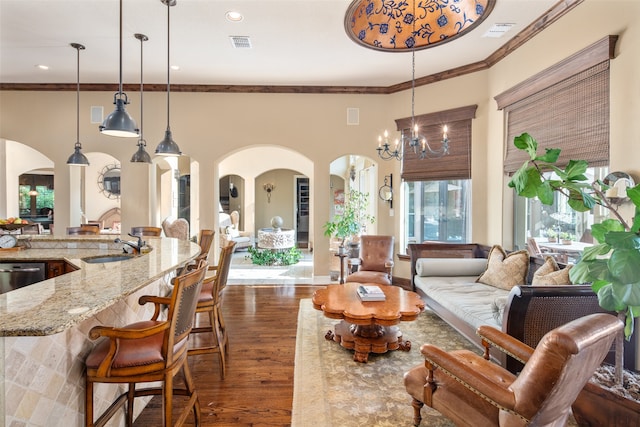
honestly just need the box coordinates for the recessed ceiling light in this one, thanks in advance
[35,64,49,70]
[171,65,180,71]
[225,11,243,22]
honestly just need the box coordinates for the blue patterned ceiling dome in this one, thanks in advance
[345,0,496,52]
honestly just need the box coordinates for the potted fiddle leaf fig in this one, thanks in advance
[323,189,375,254]
[508,132,640,425]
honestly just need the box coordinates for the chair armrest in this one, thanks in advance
[384,260,394,269]
[421,343,516,411]
[139,295,172,320]
[89,321,168,341]
[477,325,534,365]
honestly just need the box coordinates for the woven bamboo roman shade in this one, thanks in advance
[498,36,617,175]
[399,105,477,182]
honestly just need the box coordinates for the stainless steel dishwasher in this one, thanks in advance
[0,262,46,294]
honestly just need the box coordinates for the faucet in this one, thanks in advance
[114,234,145,254]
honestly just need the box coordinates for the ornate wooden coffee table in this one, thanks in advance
[312,282,424,362]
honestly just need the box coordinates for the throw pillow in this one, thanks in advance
[532,256,573,286]
[226,225,240,238]
[476,245,529,290]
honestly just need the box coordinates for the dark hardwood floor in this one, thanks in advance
[133,284,319,427]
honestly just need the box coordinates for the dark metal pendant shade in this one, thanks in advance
[155,129,182,156]
[67,143,89,166]
[131,141,152,163]
[100,95,139,137]
[67,42,89,167]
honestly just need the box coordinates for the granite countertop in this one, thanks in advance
[0,235,200,337]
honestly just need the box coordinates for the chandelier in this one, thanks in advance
[376,49,449,161]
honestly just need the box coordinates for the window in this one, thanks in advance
[513,167,608,251]
[404,179,471,244]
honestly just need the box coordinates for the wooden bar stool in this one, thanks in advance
[67,225,100,235]
[130,226,162,237]
[188,241,236,379]
[84,261,208,427]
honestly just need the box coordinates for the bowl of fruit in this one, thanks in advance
[0,217,31,230]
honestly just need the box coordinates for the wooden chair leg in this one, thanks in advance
[211,307,226,379]
[411,397,424,426]
[126,383,135,426]
[85,379,93,427]
[216,305,229,354]
[182,360,201,426]
[164,373,173,427]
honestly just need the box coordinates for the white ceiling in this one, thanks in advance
[1,0,558,87]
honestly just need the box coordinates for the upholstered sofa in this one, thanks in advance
[408,243,635,372]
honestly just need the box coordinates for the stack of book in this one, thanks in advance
[357,285,386,301]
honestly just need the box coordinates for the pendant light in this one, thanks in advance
[131,33,152,163]
[67,43,90,167]
[99,0,139,138]
[155,0,182,156]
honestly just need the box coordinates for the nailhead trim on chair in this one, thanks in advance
[424,358,531,423]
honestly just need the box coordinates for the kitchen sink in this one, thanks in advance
[82,254,137,264]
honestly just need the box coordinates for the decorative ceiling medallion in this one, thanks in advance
[345,0,496,52]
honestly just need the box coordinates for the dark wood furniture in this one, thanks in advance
[407,243,636,373]
[405,313,622,427]
[312,282,424,362]
[84,261,207,427]
[188,241,235,379]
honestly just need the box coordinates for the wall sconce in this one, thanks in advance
[601,171,635,206]
[263,183,275,203]
[378,174,393,209]
[229,182,238,198]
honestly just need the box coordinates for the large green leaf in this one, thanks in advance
[608,247,640,285]
[604,231,640,250]
[536,181,554,205]
[563,159,589,179]
[627,183,640,208]
[570,257,610,284]
[611,281,640,307]
[592,220,625,243]
[513,133,537,158]
[536,147,561,163]
[597,284,625,312]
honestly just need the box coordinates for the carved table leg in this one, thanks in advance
[330,320,406,362]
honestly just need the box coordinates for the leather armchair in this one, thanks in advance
[346,235,394,285]
[404,313,622,426]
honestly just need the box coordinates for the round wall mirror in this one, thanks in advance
[98,164,121,199]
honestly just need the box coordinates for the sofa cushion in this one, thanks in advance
[531,256,573,286]
[476,245,529,291]
[415,258,488,277]
[414,276,506,330]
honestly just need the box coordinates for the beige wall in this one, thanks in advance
[1,0,638,279]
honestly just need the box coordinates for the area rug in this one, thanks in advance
[291,298,479,427]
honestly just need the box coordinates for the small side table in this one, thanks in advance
[335,252,349,284]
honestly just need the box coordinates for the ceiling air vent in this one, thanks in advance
[230,36,252,49]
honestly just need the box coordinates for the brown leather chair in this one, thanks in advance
[404,313,622,427]
[84,261,208,427]
[130,226,162,237]
[188,241,236,379]
[346,235,394,285]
